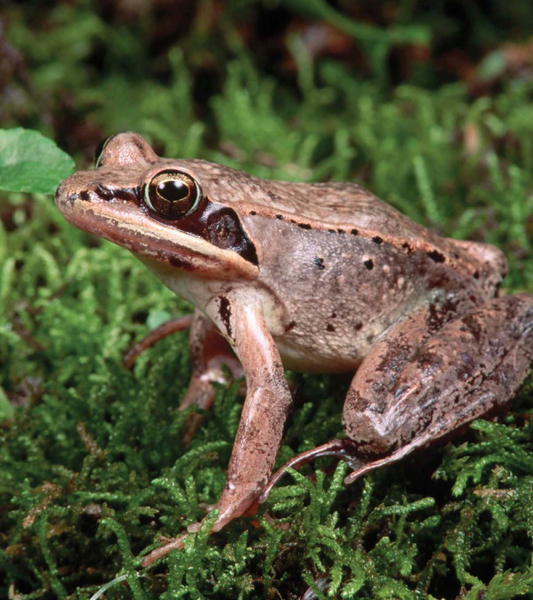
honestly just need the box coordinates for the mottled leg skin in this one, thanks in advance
[179,310,243,446]
[342,293,533,484]
[141,303,292,566]
[123,314,193,368]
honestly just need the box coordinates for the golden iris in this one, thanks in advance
[144,170,201,219]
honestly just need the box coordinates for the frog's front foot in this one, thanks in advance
[140,495,261,567]
[142,301,293,566]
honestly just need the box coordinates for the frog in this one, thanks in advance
[55,132,533,565]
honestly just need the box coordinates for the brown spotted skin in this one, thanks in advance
[55,132,533,565]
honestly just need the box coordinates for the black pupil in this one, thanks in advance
[157,180,189,202]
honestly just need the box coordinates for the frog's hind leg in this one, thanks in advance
[260,293,470,499]
[342,293,533,484]
[261,294,533,498]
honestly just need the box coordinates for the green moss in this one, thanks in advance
[2,2,533,598]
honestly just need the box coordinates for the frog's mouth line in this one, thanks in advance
[55,188,259,281]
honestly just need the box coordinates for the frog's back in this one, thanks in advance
[187,159,417,236]
[182,159,506,292]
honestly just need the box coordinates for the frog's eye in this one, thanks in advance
[143,170,201,219]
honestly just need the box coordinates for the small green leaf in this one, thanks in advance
[0,128,75,194]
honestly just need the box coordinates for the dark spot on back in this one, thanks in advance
[354,322,363,331]
[337,229,345,234]
[276,214,283,220]
[401,242,412,252]
[250,210,257,216]
[314,256,325,270]
[79,190,90,201]
[363,259,374,270]
[351,229,359,236]
[267,190,282,203]
[473,271,480,280]
[298,223,312,230]
[372,236,383,244]
[427,250,446,263]
[328,229,336,234]
[327,324,335,332]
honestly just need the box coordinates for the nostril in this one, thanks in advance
[66,192,79,202]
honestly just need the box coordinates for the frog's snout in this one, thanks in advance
[55,174,85,208]
[56,187,89,206]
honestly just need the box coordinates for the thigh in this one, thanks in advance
[343,294,533,458]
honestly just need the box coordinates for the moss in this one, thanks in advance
[2,2,533,598]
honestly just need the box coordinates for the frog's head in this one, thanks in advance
[55,132,258,280]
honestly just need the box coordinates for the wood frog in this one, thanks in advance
[55,132,533,564]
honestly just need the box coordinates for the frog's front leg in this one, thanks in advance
[141,299,292,566]
[208,298,293,530]
[341,293,533,483]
